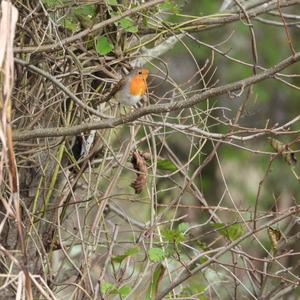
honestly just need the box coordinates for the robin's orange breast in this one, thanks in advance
[129,75,147,97]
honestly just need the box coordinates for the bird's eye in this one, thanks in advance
[138,71,143,75]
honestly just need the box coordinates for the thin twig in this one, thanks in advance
[13,52,300,141]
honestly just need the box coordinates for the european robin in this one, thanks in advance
[107,68,149,106]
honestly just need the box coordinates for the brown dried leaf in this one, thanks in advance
[270,138,297,165]
[267,227,282,249]
[131,151,147,194]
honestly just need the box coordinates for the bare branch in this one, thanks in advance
[13,52,300,141]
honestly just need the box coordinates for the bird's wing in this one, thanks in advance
[101,77,127,103]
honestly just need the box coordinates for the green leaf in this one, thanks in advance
[145,264,165,300]
[106,0,118,5]
[60,17,79,32]
[199,256,208,264]
[112,246,140,263]
[95,36,114,55]
[73,4,97,28]
[156,159,177,172]
[73,4,97,18]
[110,11,118,17]
[143,16,148,27]
[159,1,179,13]
[162,228,184,244]
[178,222,189,233]
[212,223,244,241]
[109,10,138,34]
[100,282,115,295]
[119,17,138,33]
[117,285,131,297]
[100,282,131,297]
[124,246,140,256]
[148,248,165,262]
[112,255,126,264]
